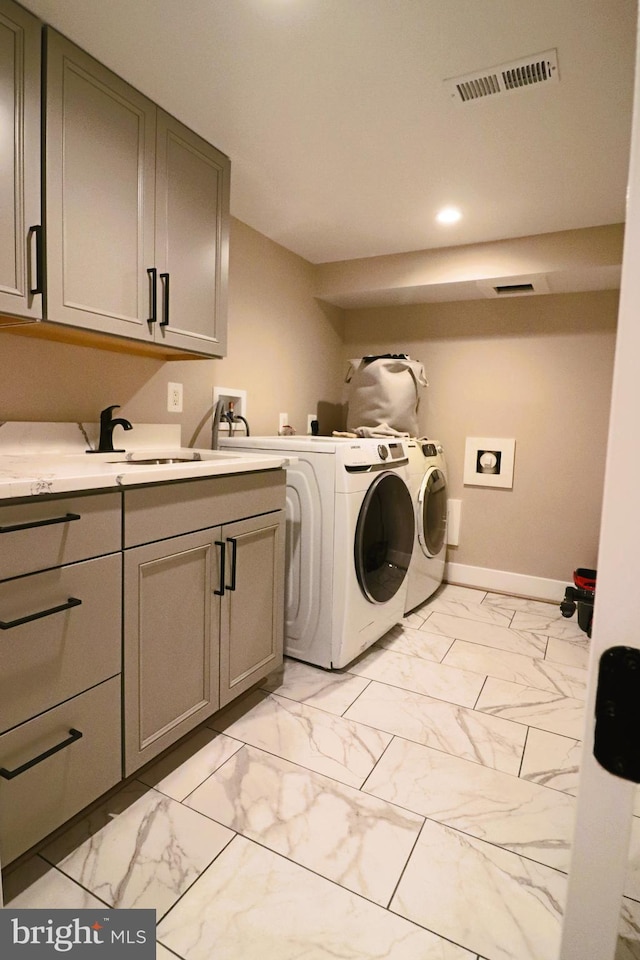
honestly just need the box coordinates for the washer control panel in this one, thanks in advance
[342,439,409,468]
[386,441,407,460]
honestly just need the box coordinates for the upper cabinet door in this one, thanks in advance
[44,30,156,339]
[154,112,230,356]
[0,0,42,322]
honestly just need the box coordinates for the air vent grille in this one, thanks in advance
[476,274,550,298]
[494,283,535,294]
[445,50,559,103]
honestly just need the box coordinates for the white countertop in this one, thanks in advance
[0,422,288,500]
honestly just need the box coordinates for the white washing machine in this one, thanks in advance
[404,438,448,613]
[220,435,415,668]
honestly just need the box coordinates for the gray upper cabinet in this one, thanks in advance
[0,0,42,323]
[45,30,156,342]
[154,112,229,356]
[44,29,229,357]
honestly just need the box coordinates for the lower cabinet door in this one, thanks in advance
[123,529,221,775]
[0,676,121,864]
[219,511,285,708]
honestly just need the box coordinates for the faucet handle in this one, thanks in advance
[101,404,121,420]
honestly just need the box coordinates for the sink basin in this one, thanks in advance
[106,450,244,465]
[112,457,198,465]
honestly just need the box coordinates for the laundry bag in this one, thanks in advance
[345,354,428,437]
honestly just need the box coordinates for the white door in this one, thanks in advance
[560,10,640,958]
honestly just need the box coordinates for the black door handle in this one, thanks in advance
[147,267,157,323]
[159,272,170,326]
[29,224,43,296]
[214,540,226,595]
[226,537,237,591]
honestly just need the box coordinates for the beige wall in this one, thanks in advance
[0,220,619,586]
[343,291,618,582]
[0,217,345,442]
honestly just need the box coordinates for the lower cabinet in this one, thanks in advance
[123,528,221,776]
[0,676,121,864]
[123,506,285,775]
[0,490,123,865]
[0,471,286,863]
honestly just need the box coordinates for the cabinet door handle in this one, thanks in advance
[0,597,82,631]
[159,272,170,326]
[147,267,157,323]
[0,512,81,534]
[214,540,226,595]
[29,225,44,296]
[0,728,83,780]
[226,537,237,591]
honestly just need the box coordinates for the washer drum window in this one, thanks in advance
[418,467,447,558]
[354,472,415,604]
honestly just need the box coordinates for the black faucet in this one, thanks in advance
[88,405,133,453]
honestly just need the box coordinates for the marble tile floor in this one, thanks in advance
[3,583,639,960]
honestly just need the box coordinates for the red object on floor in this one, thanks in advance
[573,568,596,593]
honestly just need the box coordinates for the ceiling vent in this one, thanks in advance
[476,274,550,298]
[445,50,559,103]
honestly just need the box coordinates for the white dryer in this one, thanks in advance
[220,435,415,668]
[404,439,448,613]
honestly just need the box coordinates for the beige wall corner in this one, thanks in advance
[342,290,618,582]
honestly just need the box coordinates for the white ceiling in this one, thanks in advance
[20,0,637,265]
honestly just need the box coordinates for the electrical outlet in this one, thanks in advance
[307,414,317,434]
[167,382,183,413]
[278,413,289,433]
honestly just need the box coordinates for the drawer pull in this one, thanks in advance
[226,537,237,591]
[0,512,81,534]
[0,597,82,630]
[0,728,83,780]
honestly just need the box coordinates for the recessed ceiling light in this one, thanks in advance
[436,206,462,224]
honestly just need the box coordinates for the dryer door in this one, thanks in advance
[417,466,447,558]
[355,472,414,603]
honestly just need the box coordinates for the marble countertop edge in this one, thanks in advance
[0,422,289,500]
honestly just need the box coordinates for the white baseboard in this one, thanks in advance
[444,562,567,603]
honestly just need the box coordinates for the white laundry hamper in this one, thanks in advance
[345,354,428,437]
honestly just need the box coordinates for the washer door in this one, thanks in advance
[417,466,447,558]
[355,472,414,603]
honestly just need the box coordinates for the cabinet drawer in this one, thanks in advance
[0,553,122,734]
[124,471,285,547]
[0,675,121,864]
[0,491,121,579]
